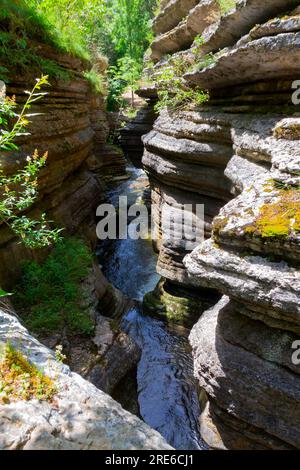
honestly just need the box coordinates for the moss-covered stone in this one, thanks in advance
[212,215,229,237]
[143,279,217,328]
[0,342,56,405]
[253,189,300,239]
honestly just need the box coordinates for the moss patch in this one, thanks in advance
[218,0,237,14]
[213,187,300,241]
[254,189,300,238]
[0,342,56,404]
[212,215,229,237]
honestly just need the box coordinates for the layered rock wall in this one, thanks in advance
[0,44,126,289]
[0,39,163,449]
[119,99,158,167]
[142,0,300,448]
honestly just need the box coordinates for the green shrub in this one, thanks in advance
[0,77,63,247]
[197,52,217,71]
[15,237,95,336]
[154,57,209,112]
[192,35,218,71]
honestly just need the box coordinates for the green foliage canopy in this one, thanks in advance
[1,0,157,106]
[28,0,107,60]
[95,0,157,109]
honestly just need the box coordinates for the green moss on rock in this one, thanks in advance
[212,215,229,237]
[0,342,56,405]
[143,279,215,328]
[254,189,300,239]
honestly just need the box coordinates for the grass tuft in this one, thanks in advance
[0,342,56,404]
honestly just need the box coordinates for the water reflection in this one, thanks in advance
[98,164,159,301]
[122,307,205,450]
[98,162,205,450]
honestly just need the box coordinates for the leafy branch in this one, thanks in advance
[154,58,209,113]
[0,75,49,151]
[0,76,63,255]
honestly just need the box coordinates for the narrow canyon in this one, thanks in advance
[1,0,300,451]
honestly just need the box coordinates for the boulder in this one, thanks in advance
[0,308,172,450]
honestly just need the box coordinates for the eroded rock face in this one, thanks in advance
[149,0,300,64]
[119,99,158,167]
[0,308,172,450]
[144,0,300,449]
[142,110,232,291]
[189,298,300,449]
[152,0,199,36]
[186,32,300,89]
[189,0,300,58]
[0,46,126,289]
[150,0,220,61]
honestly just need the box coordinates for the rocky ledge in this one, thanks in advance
[0,307,171,450]
[119,97,158,167]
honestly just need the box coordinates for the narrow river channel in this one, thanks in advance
[98,162,206,450]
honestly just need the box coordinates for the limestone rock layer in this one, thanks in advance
[0,47,126,289]
[143,0,300,449]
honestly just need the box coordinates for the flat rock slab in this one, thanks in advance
[186,32,300,89]
[185,239,300,330]
[0,309,172,450]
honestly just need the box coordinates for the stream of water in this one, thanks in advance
[98,162,205,450]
